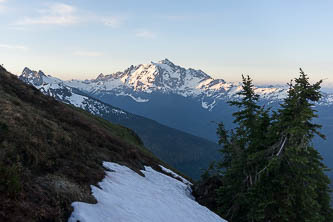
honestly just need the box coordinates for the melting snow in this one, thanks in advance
[68,162,226,222]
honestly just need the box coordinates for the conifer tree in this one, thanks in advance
[256,69,333,222]
[216,75,272,221]
[214,70,333,222]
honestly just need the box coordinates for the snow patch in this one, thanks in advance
[116,92,149,102]
[128,95,149,103]
[159,165,191,185]
[67,94,86,107]
[69,162,226,222]
[201,100,216,111]
[202,101,209,109]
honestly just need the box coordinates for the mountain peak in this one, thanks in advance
[21,67,46,77]
[0,64,6,72]
[20,67,48,86]
[96,73,105,80]
[157,58,175,66]
[76,59,215,94]
[22,67,33,75]
[38,70,46,77]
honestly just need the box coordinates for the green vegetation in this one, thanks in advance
[0,66,183,221]
[201,70,333,221]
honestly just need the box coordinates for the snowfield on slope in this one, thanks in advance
[68,162,226,222]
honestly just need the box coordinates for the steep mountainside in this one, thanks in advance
[19,68,220,180]
[0,66,187,221]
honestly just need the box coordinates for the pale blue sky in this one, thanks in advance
[0,0,333,84]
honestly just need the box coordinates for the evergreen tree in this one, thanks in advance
[256,69,333,222]
[216,75,273,221]
[214,70,333,222]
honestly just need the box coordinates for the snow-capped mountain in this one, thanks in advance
[19,68,221,180]
[18,63,333,182]
[18,61,333,142]
[20,67,127,117]
[65,59,333,110]
[67,59,214,96]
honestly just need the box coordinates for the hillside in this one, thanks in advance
[19,68,220,180]
[0,66,182,221]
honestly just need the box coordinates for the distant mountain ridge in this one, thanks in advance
[63,59,333,109]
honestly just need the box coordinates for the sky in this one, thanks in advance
[0,0,333,85]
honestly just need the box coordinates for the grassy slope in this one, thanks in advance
[0,66,185,221]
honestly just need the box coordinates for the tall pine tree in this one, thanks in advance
[257,69,333,222]
[214,70,333,222]
[216,75,273,221]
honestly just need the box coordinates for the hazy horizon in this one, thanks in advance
[1,0,333,84]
